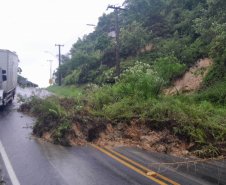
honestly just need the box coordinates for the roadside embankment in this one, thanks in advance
[18,60,226,159]
[18,93,226,159]
[18,96,192,158]
[165,58,213,95]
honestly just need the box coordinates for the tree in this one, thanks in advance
[123,0,166,25]
[17,75,27,83]
[17,67,22,74]
[120,21,152,56]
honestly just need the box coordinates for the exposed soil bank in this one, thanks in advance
[92,122,192,158]
[23,108,196,158]
[19,99,226,158]
[40,122,192,157]
[18,57,225,159]
[165,58,213,95]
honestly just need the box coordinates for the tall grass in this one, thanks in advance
[46,84,85,98]
[193,81,226,105]
[87,62,226,153]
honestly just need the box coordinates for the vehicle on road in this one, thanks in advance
[0,49,18,107]
[19,80,38,87]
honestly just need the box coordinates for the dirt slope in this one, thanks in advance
[166,58,212,95]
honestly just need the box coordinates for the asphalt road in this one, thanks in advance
[0,87,226,185]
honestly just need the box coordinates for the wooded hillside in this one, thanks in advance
[55,0,226,88]
[32,0,226,157]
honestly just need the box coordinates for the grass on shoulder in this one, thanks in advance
[46,84,86,98]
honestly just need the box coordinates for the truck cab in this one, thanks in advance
[0,49,19,107]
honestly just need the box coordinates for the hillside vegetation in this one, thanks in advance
[17,75,27,83]
[19,0,226,158]
[56,0,226,87]
[46,84,84,98]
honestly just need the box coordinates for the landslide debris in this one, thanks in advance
[165,58,213,95]
[19,99,208,158]
[19,98,192,157]
[18,85,226,159]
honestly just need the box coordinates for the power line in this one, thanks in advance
[51,46,57,57]
[63,19,115,46]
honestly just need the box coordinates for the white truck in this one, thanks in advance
[0,49,19,107]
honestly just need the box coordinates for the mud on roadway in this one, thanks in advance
[19,101,200,159]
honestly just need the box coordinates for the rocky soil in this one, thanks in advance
[40,118,194,158]
[93,122,194,157]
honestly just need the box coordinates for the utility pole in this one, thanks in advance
[55,44,64,86]
[107,5,126,77]
[47,60,53,85]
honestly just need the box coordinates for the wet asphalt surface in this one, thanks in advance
[0,87,226,185]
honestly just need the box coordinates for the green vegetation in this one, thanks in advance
[46,84,84,98]
[17,74,27,83]
[18,93,77,146]
[20,0,226,158]
[17,89,104,146]
[85,67,226,158]
[17,67,27,83]
[54,0,226,86]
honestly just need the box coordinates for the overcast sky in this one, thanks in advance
[0,0,125,87]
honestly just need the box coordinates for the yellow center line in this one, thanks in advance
[105,147,180,185]
[92,144,167,185]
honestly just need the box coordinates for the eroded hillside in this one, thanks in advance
[166,58,213,95]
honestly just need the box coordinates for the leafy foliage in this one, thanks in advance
[120,21,152,56]
[88,61,165,112]
[53,0,226,87]
[194,81,226,105]
[17,74,27,83]
[18,89,79,146]
[27,0,226,157]
[154,55,186,82]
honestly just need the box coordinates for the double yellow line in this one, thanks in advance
[92,144,180,185]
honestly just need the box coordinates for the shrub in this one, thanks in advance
[194,81,226,105]
[88,62,165,111]
[154,55,186,82]
[63,69,81,85]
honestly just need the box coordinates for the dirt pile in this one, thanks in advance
[19,87,223,158]
[166,58,213,95]
[26,107,191,157]
[93,121,192,157]
[20,100,224,158]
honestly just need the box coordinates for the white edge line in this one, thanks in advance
[0,140,20,185]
